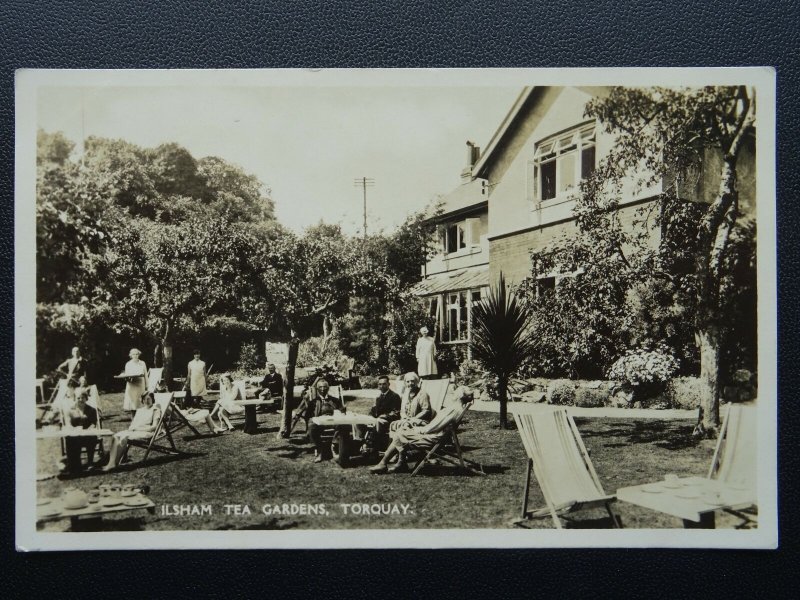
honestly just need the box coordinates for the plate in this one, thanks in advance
[37,498,52,506]
[38,506,61,517]
[661,481,682,489]
[124,497,150,507]
[101,498,123,507]
[641,485,662,493]
[676,491,700,499]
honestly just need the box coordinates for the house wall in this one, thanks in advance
[486,86,662,241]
[425,210,490,276]
[488,199,659,286]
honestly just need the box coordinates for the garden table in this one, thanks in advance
[37,492,156,530]
[36,428,115,480]
[616,476,755,529]
[233,399,274,434]
[310,413,377,427]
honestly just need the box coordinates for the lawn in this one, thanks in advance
[35,392,748,531]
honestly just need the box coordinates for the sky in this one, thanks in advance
[37,84,520,235]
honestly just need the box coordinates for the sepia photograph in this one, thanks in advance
[14,68,777,550]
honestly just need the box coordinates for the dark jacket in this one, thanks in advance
[260,372,284,397]
[296,390,345,419]
[370,389,402,419]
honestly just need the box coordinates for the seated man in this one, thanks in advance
[356,375,401,454]
[255,363,284,407]
[389,372,432,433]
[294,379,345,463]
[63,388,99,473]
[370,386,473,474]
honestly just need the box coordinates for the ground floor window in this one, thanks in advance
[425,286,487,344]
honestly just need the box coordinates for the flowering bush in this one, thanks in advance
[607,347,679,386]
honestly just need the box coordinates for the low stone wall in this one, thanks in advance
[492,371,757,410]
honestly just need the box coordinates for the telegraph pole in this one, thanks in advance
[353,177,375,239]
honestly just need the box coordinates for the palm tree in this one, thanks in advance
[470,273,537,429]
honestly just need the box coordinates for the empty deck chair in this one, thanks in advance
[708,403,758,525]
[514,408,620,529]
[147,367,164,393]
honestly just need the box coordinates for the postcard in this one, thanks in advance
[15,67,777,550]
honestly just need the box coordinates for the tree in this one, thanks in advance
[470,273,537,429]
[581,86,756,435]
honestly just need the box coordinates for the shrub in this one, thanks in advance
[436,344,466,377]
[549,381,576,406]
[666,376,705,409]
[457,359,487,387]
[359,375,379,389]
[235,341,261,373]
[297,335,347,370]
[607,347,679,386]
[574,387,609,408]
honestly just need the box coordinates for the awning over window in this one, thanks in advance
[410,267,490,296]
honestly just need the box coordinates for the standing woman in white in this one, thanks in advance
[122,348,148,418]
[186,349,207,408]
[415,326,438,379]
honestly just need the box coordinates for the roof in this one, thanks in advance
[471,86,536,178]
[434,178,487,220]
[410,266,490,296]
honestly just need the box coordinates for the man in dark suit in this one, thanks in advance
[360,375,401,453]
[256,363,284,410]
[295,379,345,462]
[63,389,99,473]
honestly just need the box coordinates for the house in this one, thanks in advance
[410,142,490,355]
[414,86,756,356]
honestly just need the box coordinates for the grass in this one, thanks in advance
[36,392,749,531]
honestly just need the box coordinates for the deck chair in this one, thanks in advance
[124,392,195,464]
[514,408,620,529]
[708,403,758,526]
[147,367,164,393]
[409,400,483,476]
[420,378,450,414]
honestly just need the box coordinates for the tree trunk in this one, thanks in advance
[322,312,331,341]
[498,376,509,429]
[161,321,173,391]
[697,326,721,435]
[280,334,300,438]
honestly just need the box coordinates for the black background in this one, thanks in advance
[2,1,797,597]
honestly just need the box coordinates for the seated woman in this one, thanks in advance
[62,388,99,473]
[389,372,432,433]
[101,392,162,471]
[370,387,473,474]
[209,373,245,431]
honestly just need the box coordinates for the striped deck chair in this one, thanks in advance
[514,408,620,529]
[708,403,758,526]
[123,392,194,464]
[420,378,450,414]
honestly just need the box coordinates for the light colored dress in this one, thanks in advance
[116,405,160,442]
[187,359,207,396]
[415,335,438,377]
[219,382,245,414]
[123,359,148,411]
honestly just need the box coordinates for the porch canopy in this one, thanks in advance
[411,267,489,296]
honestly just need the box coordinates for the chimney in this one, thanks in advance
[461,140,480,182]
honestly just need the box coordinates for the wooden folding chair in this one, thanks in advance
[708,403,758,527]
[514,408,620,529]
[420,378,450,414]
[409,401,484,476]
[147,367,164,393]
[124,392,196,464]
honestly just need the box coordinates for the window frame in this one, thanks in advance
[532,123,597,204]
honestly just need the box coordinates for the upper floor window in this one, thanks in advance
[441,218,482,256]
[532,124,596,202]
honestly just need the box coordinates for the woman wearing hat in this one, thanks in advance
[415,326,438,380]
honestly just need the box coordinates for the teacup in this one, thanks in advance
[87,490,100,504]
[108,484,121,497]
[121,484,136,497]
[99,484,112,498]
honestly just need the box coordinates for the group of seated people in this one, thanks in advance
[291,370,473,472]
